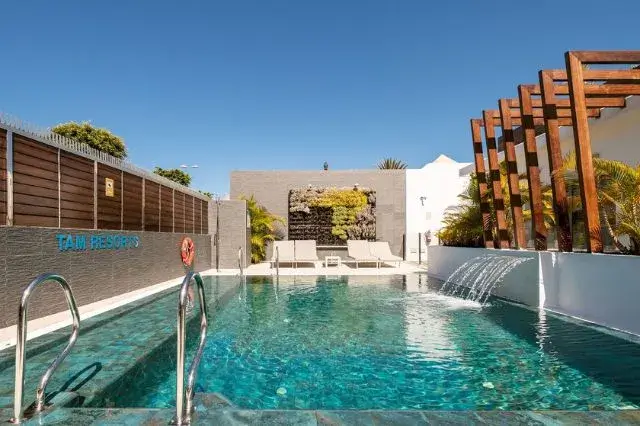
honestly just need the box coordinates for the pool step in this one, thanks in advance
[193,392,236,409]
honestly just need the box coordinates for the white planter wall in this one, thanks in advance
[428,246,640,336]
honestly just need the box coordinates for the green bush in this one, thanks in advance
[52,121,127,159]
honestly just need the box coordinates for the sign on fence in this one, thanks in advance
[105,178,115,197]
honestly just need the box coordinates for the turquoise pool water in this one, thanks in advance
[2,275,640,412]
[112,275,640,411]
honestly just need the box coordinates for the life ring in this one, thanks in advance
[181,237,195,267]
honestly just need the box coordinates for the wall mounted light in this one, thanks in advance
[419,196,427,206]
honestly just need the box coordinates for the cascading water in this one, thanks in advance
[439,254,532,303]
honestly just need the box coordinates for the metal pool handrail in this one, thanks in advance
[11,273,80,424]
[238,246,244,276]
[175,272,208,425]
[275,246,280,277]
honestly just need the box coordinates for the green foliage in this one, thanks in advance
[560,152,640,254]
[153,167,192,186]
[52,121,127,159]
[242,195,285,263]
[310,189,368,240]
[437,175,485,247]
[198,190,213,198]
[438,163,556,248]
[289,188,368,241]
[377,158,408,169]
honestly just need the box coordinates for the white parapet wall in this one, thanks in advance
[539,251,640,336]
[428,246,640,336]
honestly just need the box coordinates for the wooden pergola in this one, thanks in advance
[470,51,640,253]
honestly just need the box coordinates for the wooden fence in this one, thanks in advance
[0,122,209,234]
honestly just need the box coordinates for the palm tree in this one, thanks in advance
[377,158,408,169]
[241,195,286,263]
[560,153,640,254]
[437,175,486,247]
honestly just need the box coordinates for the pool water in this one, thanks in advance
[114,275,640,411]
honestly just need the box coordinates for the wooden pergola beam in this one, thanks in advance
[559,52,640,253]
[506,97,626,109]
[470,119,495,248]
[572,50,640,64]
[504,107,601,119]
[481,115,574,127]
[549,68,640,82]
[566,51,603,252]
[483,110,510,248]
[498,99,526,249]
[539,70,572,252]
[514,87,548,250]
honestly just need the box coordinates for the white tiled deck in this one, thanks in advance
[201,261,426,276]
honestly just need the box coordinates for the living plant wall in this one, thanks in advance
[288,186,376,245]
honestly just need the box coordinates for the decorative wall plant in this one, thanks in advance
[288,187,376,244]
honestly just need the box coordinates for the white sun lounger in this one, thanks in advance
[347,240,379,268]
[369,241,402,267]
[271,241,295,268]
[294,240,319,267]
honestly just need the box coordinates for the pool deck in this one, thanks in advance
[2,406,640,425]
[207,261,426,276]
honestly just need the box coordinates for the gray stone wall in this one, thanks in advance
[230,170,406,255]
[209,200,250,269]
[0,227,211,328]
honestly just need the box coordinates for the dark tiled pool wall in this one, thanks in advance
[0,227,211,328]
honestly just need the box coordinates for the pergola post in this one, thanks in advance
[483,110,510,248]
[539,70,572,252]
[470,119,495,248]
[498,99,526,249]
[517,86,547,250]
[565,52,602,253]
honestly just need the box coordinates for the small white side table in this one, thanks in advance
[324,255,341,267]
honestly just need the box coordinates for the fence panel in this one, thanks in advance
[194,197,202,234]
[144,180,160,231]
[174,191,185,233]
[0,129,6,224]
[123,171,143,230]
[97,163,122,230]
[13,135,58,227]
[60,151,94,229]
[185,194,194,234]
[202,199,209,234]
[160,186,173,232]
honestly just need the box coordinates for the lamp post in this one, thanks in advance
[214,193,221,272]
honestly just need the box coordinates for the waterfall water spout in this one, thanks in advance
[439,254,532,303]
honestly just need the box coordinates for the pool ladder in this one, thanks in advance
[175,272,208,425]
[237,246,244,276]
[10,273,81,424]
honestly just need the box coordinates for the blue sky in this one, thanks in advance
[2,0,640,195]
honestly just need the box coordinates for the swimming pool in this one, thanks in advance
[2,274,640,413]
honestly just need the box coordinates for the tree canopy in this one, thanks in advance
[153,167,192,186]
[52,121,127,159]
[377,158,408,169]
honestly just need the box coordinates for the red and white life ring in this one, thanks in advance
[181,237,195,267]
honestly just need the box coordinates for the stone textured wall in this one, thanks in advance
[0,227,211,328]
[208,200,250,269]
[230,170,406,255]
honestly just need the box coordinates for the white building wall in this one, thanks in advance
[405,157,471,262]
